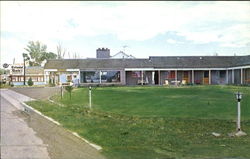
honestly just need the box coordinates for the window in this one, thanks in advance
[67,75,72,81]
[170,71,175,78]
[132,71,141,78]
[204,71,209,78]
[101,71,120,83]
[220,71,226,78]
[80,71,100,83]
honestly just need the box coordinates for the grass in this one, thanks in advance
[27,85,250,159]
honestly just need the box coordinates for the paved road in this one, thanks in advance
[10,87,61,100]
[1,89,106,159]
[0,91,50,159]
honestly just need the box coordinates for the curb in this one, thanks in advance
[21,102,103,151]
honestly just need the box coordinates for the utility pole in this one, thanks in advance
[22,53,29,85]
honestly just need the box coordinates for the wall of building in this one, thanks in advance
[194,71,203,84]
[245,68,250,84]
[234,69,241,84]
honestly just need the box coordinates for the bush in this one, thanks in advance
[65,85,73,99]
[28,77,34,86]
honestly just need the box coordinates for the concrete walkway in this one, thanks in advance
[0,89,106,159]
[0,89,50,159]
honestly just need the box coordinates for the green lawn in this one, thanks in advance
[27,85,250,159]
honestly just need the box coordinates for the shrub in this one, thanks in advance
[65,85,73,99]
[28,77,34,86]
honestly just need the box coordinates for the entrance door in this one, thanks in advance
[183,71,189,83]
[203,71,209,84]
[154,71,159,85]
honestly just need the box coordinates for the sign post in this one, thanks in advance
[89,86,92,109]
[61,85,63,99]
[234,92,247,136]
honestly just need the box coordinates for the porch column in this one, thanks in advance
[99,70,102,84]
[241,68,243,84]
[209,70,211,85]
[141,70,143,85]
[226,69,229,84]
[175,70,177,86]
[78,70,81,84]
[232,69,235,84]
[158,70,161,85]
[152,71,155,85]
[192,70,194,84]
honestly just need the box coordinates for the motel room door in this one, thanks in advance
[203,71,209,84]
[183,71,189,83]
[154,71,159,85]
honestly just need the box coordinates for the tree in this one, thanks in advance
[56,43,66,59]
[27,77,34,86]
[24,41,57,66]
[65,86,73,100]
[43,52,57,61]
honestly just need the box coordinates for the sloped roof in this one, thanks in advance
[26,66,44,74]
[44,55,250,70]
[45,58,153,69]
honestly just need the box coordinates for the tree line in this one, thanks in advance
[23,41,80,66]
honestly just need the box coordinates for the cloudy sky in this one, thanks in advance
[1,1,250,65]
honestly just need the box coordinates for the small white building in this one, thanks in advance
[111,51,135,59]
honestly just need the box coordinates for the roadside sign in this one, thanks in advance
[3,63,9,68]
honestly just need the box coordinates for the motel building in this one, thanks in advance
[44,48,250,86]
[9,63,46,86]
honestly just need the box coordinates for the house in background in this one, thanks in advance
[96,48,135,59]
[9,64,45,86]
[44,55,250,86]
[111,51,135,59]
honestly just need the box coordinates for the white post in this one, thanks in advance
[192,70,194,84]
[99,71,102,84]
[78,70,81,85]
[209,70,211,85]
[152,71,155,85]
[237,101,241,131]
[89,86,92,109]
[226,69,229,84]
[141,70,143,85]
[61,86,63,99]
[232,69,235,84]
[241,68,243,84]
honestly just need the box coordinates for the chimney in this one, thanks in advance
[96,48,110,58]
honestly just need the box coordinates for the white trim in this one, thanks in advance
[66,69,80,72]
[125,68,154,71]
[228,65,250,69]
[125,68,229,71]
[156,68,227,71]
[44,69,58,72]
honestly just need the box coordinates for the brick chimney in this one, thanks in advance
[96,48,110,58]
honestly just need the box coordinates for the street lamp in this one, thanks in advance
[22,53,30,85]
[235,92,242,131]
[234,92,247,136]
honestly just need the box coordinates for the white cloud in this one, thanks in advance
[166,39,177,44]
[1,1,250,63]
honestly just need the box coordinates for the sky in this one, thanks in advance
[1,1,250,66]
